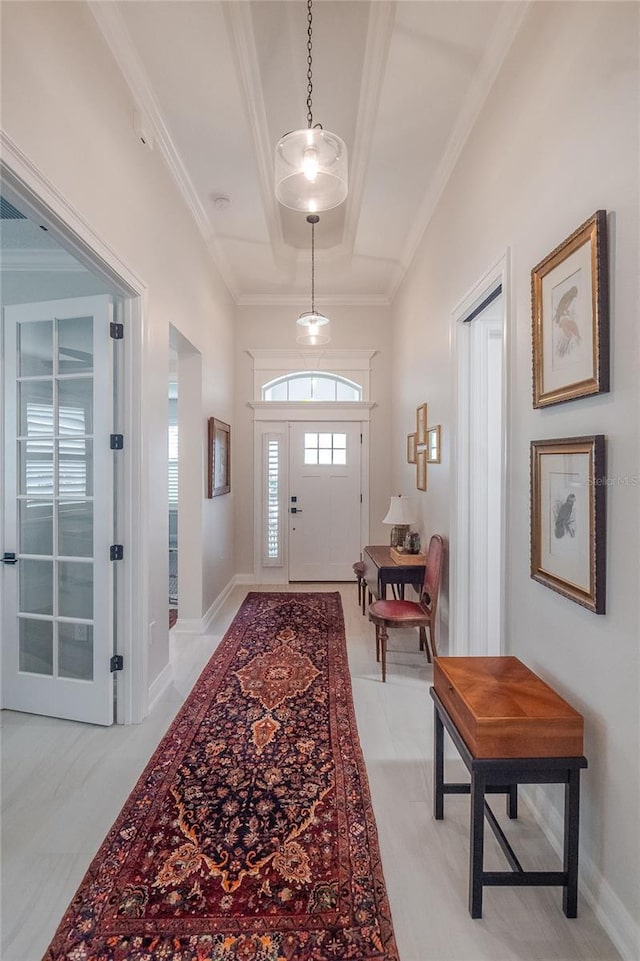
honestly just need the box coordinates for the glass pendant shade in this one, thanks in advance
[275,127,348,213]
[296,310,331,346]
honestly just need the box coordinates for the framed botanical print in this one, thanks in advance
[407,432,417,464]
[207,417,230,497]
[416,449,427,491]
[532,210,609,408]
[416,403,428,444]
[530,435,605,613]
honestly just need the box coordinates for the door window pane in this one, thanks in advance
[19,619,53,676]
[57,317,93,374]
[58,439,93,496]
[59,622,93,681]
[20,439,54,495]
[19,381,53,436]
[19,559,53,615]
[58,378,93,435]
[58,502,93,557]
[18,320,53,376]
[58,561,93,619]
[20,500,54,555]
[303,432,348,466]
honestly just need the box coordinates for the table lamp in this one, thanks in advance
[383,495,415,549]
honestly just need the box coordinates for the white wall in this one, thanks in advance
[1,1,236,690]
[391,3,639,956]
[234,304,393,577]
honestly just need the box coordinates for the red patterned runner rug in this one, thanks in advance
[45,592,399,961]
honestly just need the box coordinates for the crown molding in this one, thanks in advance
[247,348,377,371]
[236,292,391,308]
[223,3,287,273]
[390,1,532,301]
[340,2,396,263]
[0,249,86,272]
[88,1,240,302]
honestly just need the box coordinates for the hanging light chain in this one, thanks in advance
[310,217,315,312]
[306,0,313,128]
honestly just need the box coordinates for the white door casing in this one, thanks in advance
[2,295,115,725]
[451,252,510,657]
[288,421,362,581]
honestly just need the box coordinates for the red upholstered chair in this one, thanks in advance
[368,534,445,682]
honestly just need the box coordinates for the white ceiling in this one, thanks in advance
[90,1,528,306]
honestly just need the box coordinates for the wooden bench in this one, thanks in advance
[431,656,587,918]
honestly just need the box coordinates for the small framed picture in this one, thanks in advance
[207,418,230,497]
[530,435,606,613]
[426,425,441,464]
[416,403,428,444]
[416,449,427,491]
[532,210,609,408]
[407,432,417,464]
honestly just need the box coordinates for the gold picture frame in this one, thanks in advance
[407,432,417,464]
[532,210,609,408]
[426,425,441,464]
[207,417,230,497]
[416,403,428,444]
[416,449,427,491]
[530,435,606,613]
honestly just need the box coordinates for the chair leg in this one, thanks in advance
[419,626,432,663]
[380,625,388,682]
[428,624,437,660]
[375,624,380,662]
[356,577,362,607]
[361,583,367,615]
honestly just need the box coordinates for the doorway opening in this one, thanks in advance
[168,352,178,629]
[1,194,123,724]
[1,153,147,725]
[452,256,509,657]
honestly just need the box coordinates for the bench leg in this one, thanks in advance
[563,768,581,918]
[507,784,518,819]
[433,704,445,820]
[469,772,486,918]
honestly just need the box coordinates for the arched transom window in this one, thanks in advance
[262,371,362,402]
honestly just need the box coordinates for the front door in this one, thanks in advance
[288,422,361,581]
[2,295,116,725]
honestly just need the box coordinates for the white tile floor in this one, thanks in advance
[1,585,621,961]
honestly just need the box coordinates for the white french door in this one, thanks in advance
[288,421,362,581]
[2,295,116,725]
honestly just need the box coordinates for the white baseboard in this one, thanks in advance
[147,660,173,714]
[234,573,257,585]
[201,577,237,634]
[522,785,640,961]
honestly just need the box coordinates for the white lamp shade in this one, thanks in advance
[275,127,348,213]
[383,495,415,526]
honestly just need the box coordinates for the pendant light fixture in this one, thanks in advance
[296,214,330,346]
[275,0,348,213]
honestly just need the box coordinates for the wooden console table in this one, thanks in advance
[361,545,425,614]
[431,656,587,919]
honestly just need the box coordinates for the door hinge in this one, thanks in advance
[110,322,124,340]
[360,433,363,443]
[110,544,124,561]
[110,433,124,450]
[360,493,363,503]
[1,552,18,565]
[110,654,124,672]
